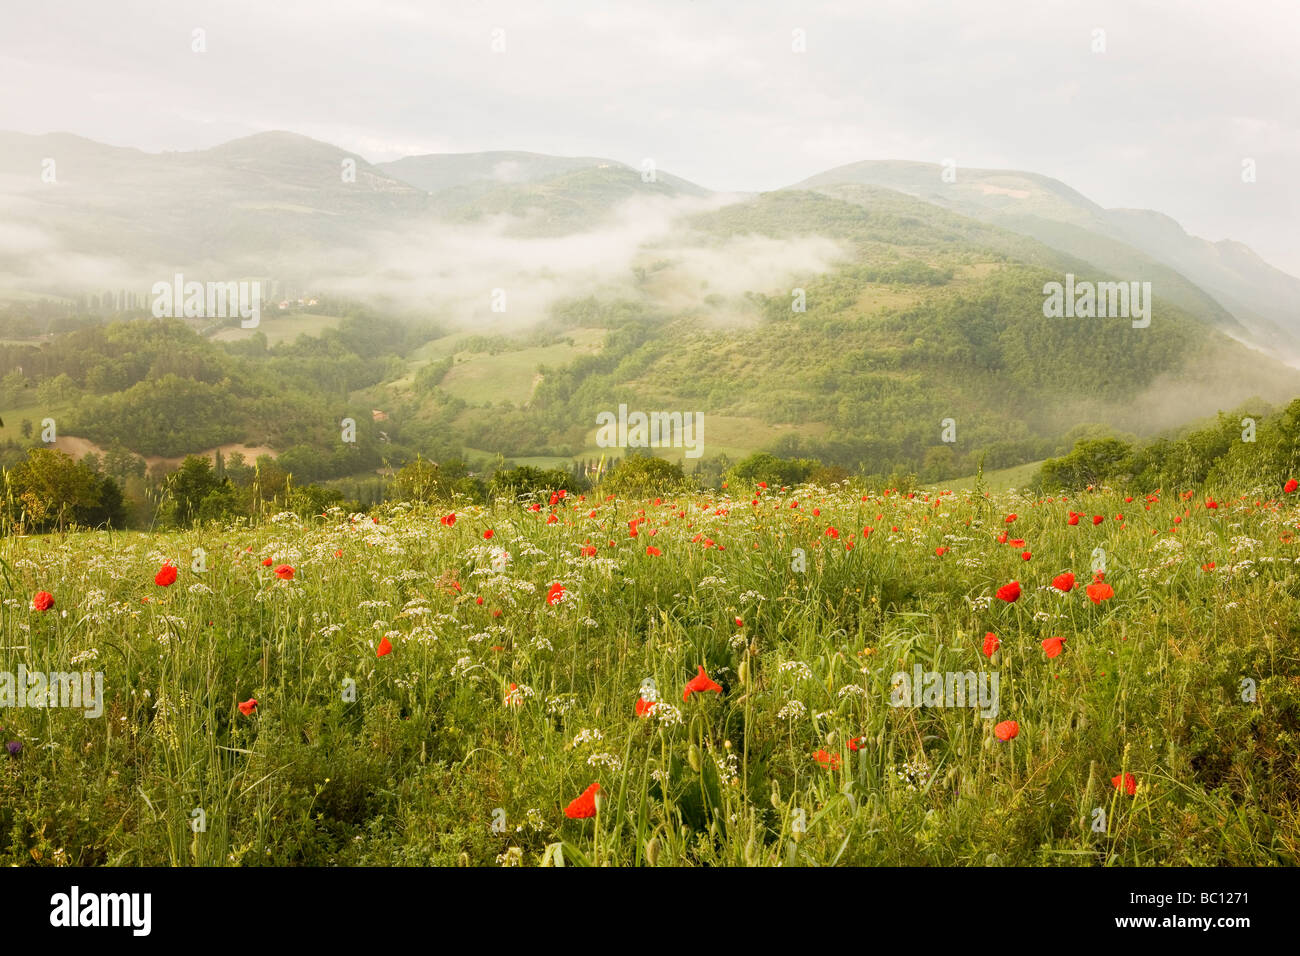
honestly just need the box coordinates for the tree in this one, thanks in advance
[197,483,243,524]
[1038,438,1133,492]
[602,454,686,497]
[251,456,290,503]
[103,442,146,481]
[391,457,449,503]
[224,451,253,486]
[489,465,578,499]
[3,448,110,531]
[166,456,222,527]
[726,452,820,488]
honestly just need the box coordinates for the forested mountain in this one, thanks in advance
[793,160,1300,360]
[1,131,1298,491]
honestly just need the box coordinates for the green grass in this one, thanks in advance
[939,460,1045,493]
[1,482,1297,866]
[0,398,75,439]
[210,313,344,347]
[436,332,605,405]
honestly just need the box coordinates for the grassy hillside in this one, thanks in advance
[3,136,1299,485]
[793,160,1300,359]
[413,189,1298,469]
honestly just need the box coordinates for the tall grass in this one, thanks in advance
[1,482,1297,866]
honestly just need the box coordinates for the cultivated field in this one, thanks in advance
[1,481,1297,866]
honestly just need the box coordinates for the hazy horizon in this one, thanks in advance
[2,0,1296,274]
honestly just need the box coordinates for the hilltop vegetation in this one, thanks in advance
[3,133,1300,499]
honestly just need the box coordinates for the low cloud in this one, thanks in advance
[311,193,851,326]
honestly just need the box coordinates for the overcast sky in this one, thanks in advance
[3,0,1297,273]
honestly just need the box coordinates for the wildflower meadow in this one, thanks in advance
[3,479,1297,867]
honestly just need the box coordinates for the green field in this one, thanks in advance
[938,460,1045,493]
[211,312,344,347]
[0,399,74,440]
[2,481,1296,866]
[435,330,606,405]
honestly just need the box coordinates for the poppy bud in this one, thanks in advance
[738,660,749,685]
[688,743,701,773]
[645,837,661,866]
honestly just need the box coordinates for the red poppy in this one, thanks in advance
[377,636,393,657]
[734,617,744,627]
[847,736,867,751]
[635,697,657,717]
[1021,551,1032,561]
[1005,514,1017,524]
[238,698,257,716]
[995,581,1021,602]
[935,546,948,556]
[580,545,596,557]
[155,563,178,587]
[1111,772,1137,796]
[994,720,1019,741]
[261,557,273,567]
[1092,515,1104,525]
[814,749,841,770]
[274,565,295,580]
[440,513,457,526]
[1041,636,1066,659]
[546,582,567,606]
[982,632,1000,657]
[1286,479,1298,494]
[483,529,494,539]
[565,782,601,819]
[1067,513,1080,526]
[645,546,661,556]
[1201,562,1216,572]
[1086,582,1115,604]
[1052,572,1075,592]
[682,664,722,702]
[32,591,54,612]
